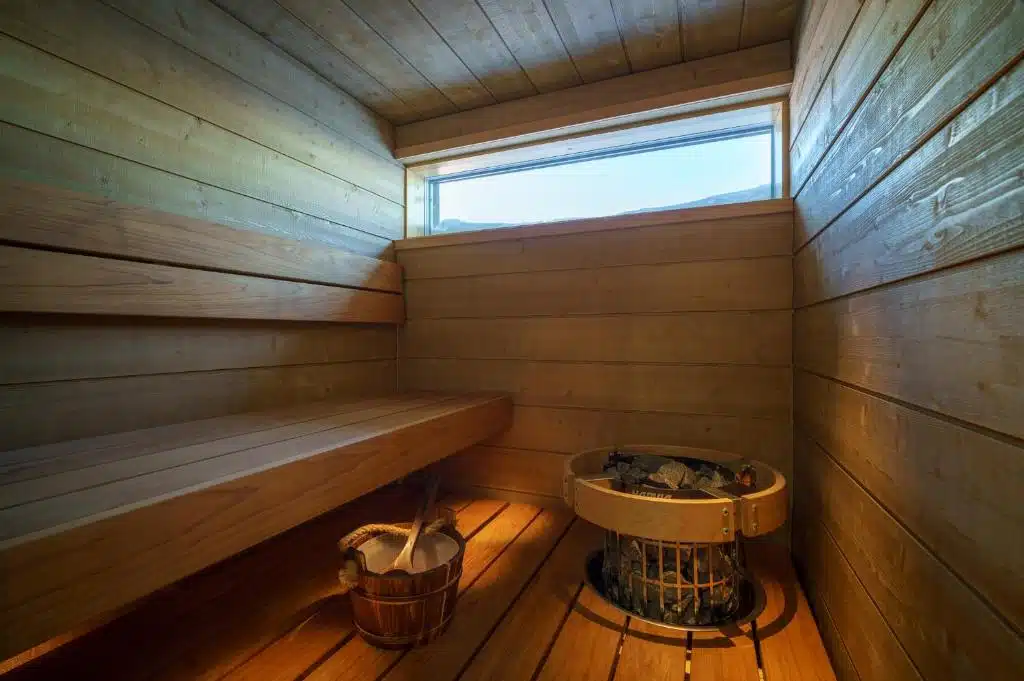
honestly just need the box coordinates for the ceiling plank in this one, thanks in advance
[679,0,744,60]
[544,0,631,81]
[410,0,537,102]
[277,0,457,119]
[610,0,683,71]
[477,0,584,92]
[342,0,496,110]
[741,0,799,48]
[212,0,417,123]
[395,41,792,162]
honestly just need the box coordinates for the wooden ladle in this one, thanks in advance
[386,478,440,575]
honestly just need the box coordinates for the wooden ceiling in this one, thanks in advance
[215,0,799,124]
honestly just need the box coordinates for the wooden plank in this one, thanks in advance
[794,250,1024,439]
[795,371,1024,633]
[610,0,681,71]
[789,0,929,194]
[0,37,403,239]
[544,0,630,81]
[433,446,568,499]
[534,585,626,681]
[276,0,456,120]
[404,257,792,318]
[104,0,394,157]
[395,198,794,251]
[398,212,792,279]
[487,405,792,464]
[476,0,583,93]
[0,0,403,205]
[796,434,1024,681]
[400,359,791,419]
[459,521,603,681]
[0,123,392,259]
[0,318,394,384]
[217,497,506,681]
[407,0,538,103]
[0,182,402,292]
[791,509,923,681]
[0,395,512,659]
[787,0,862,144]
[394,41,792,161]
[679,0,743,60]
[740,0,799,49]
[689,628,759,681]
[794,0,1023,247]
[0,247,405,323]
[342,0,495,110]
[747,543,837,681]
[615,619,687,680]
[211,0,417,123]
[400,312,792,365]
[794,63,1024,306]
[0,360,395,452]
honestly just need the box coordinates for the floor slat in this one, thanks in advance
[534,586,627,681]
[615,619,687,681]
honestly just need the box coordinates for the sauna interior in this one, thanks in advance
[0,0,1020,678]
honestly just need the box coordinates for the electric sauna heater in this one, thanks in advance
[563,445,788,630]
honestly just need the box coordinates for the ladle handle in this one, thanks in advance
[392,478,439,573]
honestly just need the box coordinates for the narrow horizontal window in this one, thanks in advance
[425,125,775,235]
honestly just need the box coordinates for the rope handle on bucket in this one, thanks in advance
[337,519,451,592]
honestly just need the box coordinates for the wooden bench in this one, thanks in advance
[1,489,836,681]
[0,393,512,659]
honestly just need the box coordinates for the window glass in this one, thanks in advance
[429,128,774,235]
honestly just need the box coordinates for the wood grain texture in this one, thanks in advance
[0,395,512,659]
[610,0,682,71]
[104,0,394,156]
[400,312,792,365]
[0,0,402,205]
[679,0,744,60]
[405,257,792,318]
[740,1,799,49]
[399,212,792,278]
[0,36,402,239]
[394,41,792,160]
[615,619,688,680]
[796,370,1024,634]
[0,123,392,259]
[795,250,1024,439]
[534,585,625,681]
[0,316,395,384]
[0,181,402,291]
[0,360,396,450]
[795,0,1023,247]
[432,446,568,499]
[401,359,790,419]
[796,434,1024,681]
[794,62,1024,306]
[0,247,404,323]
[544,0,630,81]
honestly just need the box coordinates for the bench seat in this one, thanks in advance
[0,393,512,659]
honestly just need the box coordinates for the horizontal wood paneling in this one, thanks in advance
[796,370,1024,631]
[796,434,1024,681]
[0,123,392,259]
[400,211,792,278]
[795,62,1024,306]
[795,251,1023,439]
[0,247,405,324]
[794,0,1023,247]
[406,257,792,318]
[0,182,402,292]
[434,446,567,499]
[0,360,396,450]
[0,317,395,385]
[401,358,790,419]
[394,41,792,160]
[400,312,791,365]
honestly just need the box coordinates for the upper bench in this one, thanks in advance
[0,392,512,659]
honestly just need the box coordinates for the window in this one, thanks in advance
[422,122,778,236]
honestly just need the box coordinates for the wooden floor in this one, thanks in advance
[0,486,835,681]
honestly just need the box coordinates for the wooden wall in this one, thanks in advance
[397,200,794,506]
[0,0,405,449]
[789,0,1023,679]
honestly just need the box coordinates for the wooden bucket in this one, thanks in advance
[341,508,465,649]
